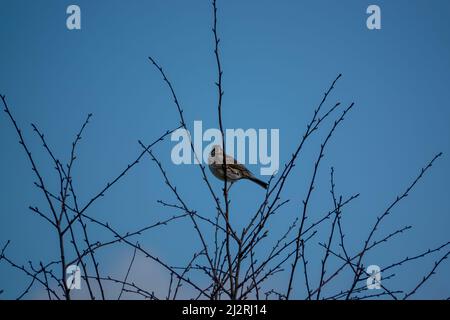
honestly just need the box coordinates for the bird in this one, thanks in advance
[207,144,268,190]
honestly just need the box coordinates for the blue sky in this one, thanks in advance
[0,0,449,299]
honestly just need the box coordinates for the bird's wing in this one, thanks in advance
[227,162,254,178]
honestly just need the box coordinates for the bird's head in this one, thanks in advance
[208,144,223,163]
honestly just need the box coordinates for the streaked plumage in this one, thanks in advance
[207,145,268,189]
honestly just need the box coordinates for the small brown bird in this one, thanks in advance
[207,144,268,189]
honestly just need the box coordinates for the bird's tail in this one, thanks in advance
[247,176,268,189]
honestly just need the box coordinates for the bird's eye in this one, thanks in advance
[211,149,215,157]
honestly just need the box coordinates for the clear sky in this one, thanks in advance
[0,0,449,299]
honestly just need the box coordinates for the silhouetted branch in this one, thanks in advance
[403,249,450,299]
[287,102,355,299]
[345,152,443,299]
[118,245,138,300]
